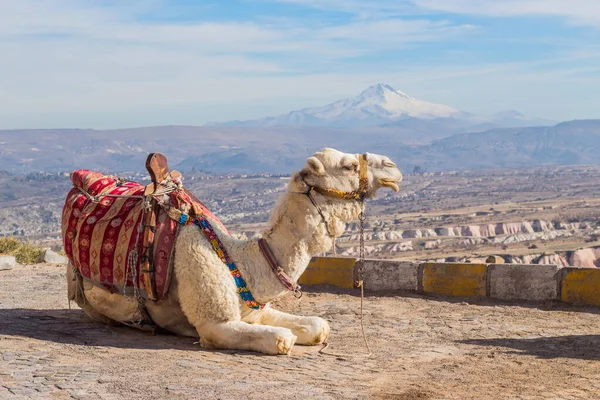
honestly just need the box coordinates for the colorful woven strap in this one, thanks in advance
[180,214,263,310]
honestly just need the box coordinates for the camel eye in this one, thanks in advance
[383,160,396,168]
[343,165,357,171]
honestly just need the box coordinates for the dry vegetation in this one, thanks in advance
[0,237,44,264]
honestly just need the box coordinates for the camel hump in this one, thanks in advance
[69,169,110,195]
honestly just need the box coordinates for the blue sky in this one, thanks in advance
[1,0,599,128]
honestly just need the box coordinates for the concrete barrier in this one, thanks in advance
[362,260,419,291]
[421,262,487,297]
[300,257,600,307]
[299,257,356,289]
[560,267,600,307]
[488,264,561,301]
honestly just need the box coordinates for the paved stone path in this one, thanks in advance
[1,264,599,399]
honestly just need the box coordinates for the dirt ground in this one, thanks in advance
[1,264,599,400]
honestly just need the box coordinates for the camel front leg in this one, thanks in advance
[197,321,297,355]
[248,307,330,345]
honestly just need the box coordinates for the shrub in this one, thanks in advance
[0,237,44,264]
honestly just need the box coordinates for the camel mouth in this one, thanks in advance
[378,178,400,192]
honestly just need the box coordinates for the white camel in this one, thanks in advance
[67,148,402,355]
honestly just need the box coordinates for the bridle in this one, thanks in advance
[307,153,369,201]
[303,153,369,238]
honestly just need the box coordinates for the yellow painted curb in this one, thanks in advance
[299,257,357,289]
[422,263,487,297]
[561,268,600,307]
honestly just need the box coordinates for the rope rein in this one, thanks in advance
[318,201,371,359]
[357,203,372,355]
[308,154,372,358]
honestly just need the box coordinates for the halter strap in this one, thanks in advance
[309,154,369,201]
[258,238,302,297]
[301,153,369,239]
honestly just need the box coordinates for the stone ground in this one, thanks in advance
[1,265,599,400]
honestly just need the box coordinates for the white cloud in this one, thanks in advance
[266,0,600,28]
[0,0,476,126]
[321,19,477,44]
[0,1,471,52]
[413,0,600,28]
[0,0,599,128]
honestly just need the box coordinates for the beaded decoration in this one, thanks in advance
[178,213,191,225]
[179,213,263,310]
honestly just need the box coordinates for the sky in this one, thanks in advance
[1,0,599,129]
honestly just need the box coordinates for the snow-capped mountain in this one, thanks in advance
[218,84,469,128]
[301,83,466,121]
[214,83,555,129]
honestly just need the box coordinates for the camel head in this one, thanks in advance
[293,148,402,198]
[366,152,403,194]
[268,148,402,250]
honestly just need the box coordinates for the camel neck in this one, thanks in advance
[262,191,332,284]
[237,188,360,303]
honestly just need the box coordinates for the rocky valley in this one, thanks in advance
[1,164,599,268]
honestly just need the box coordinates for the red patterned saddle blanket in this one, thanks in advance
[62,170,226,300]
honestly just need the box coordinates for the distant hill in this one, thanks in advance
[385,120,600,171]
[0,120,598,174]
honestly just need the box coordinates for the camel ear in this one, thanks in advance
[306,157,325,176]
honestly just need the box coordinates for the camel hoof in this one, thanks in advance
[276,332,297,355]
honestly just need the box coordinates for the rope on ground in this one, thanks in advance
[320,202,372,358]
[359,281,372,355]
[318,284,372,359]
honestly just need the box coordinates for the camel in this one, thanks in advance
[66,148,402,355]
